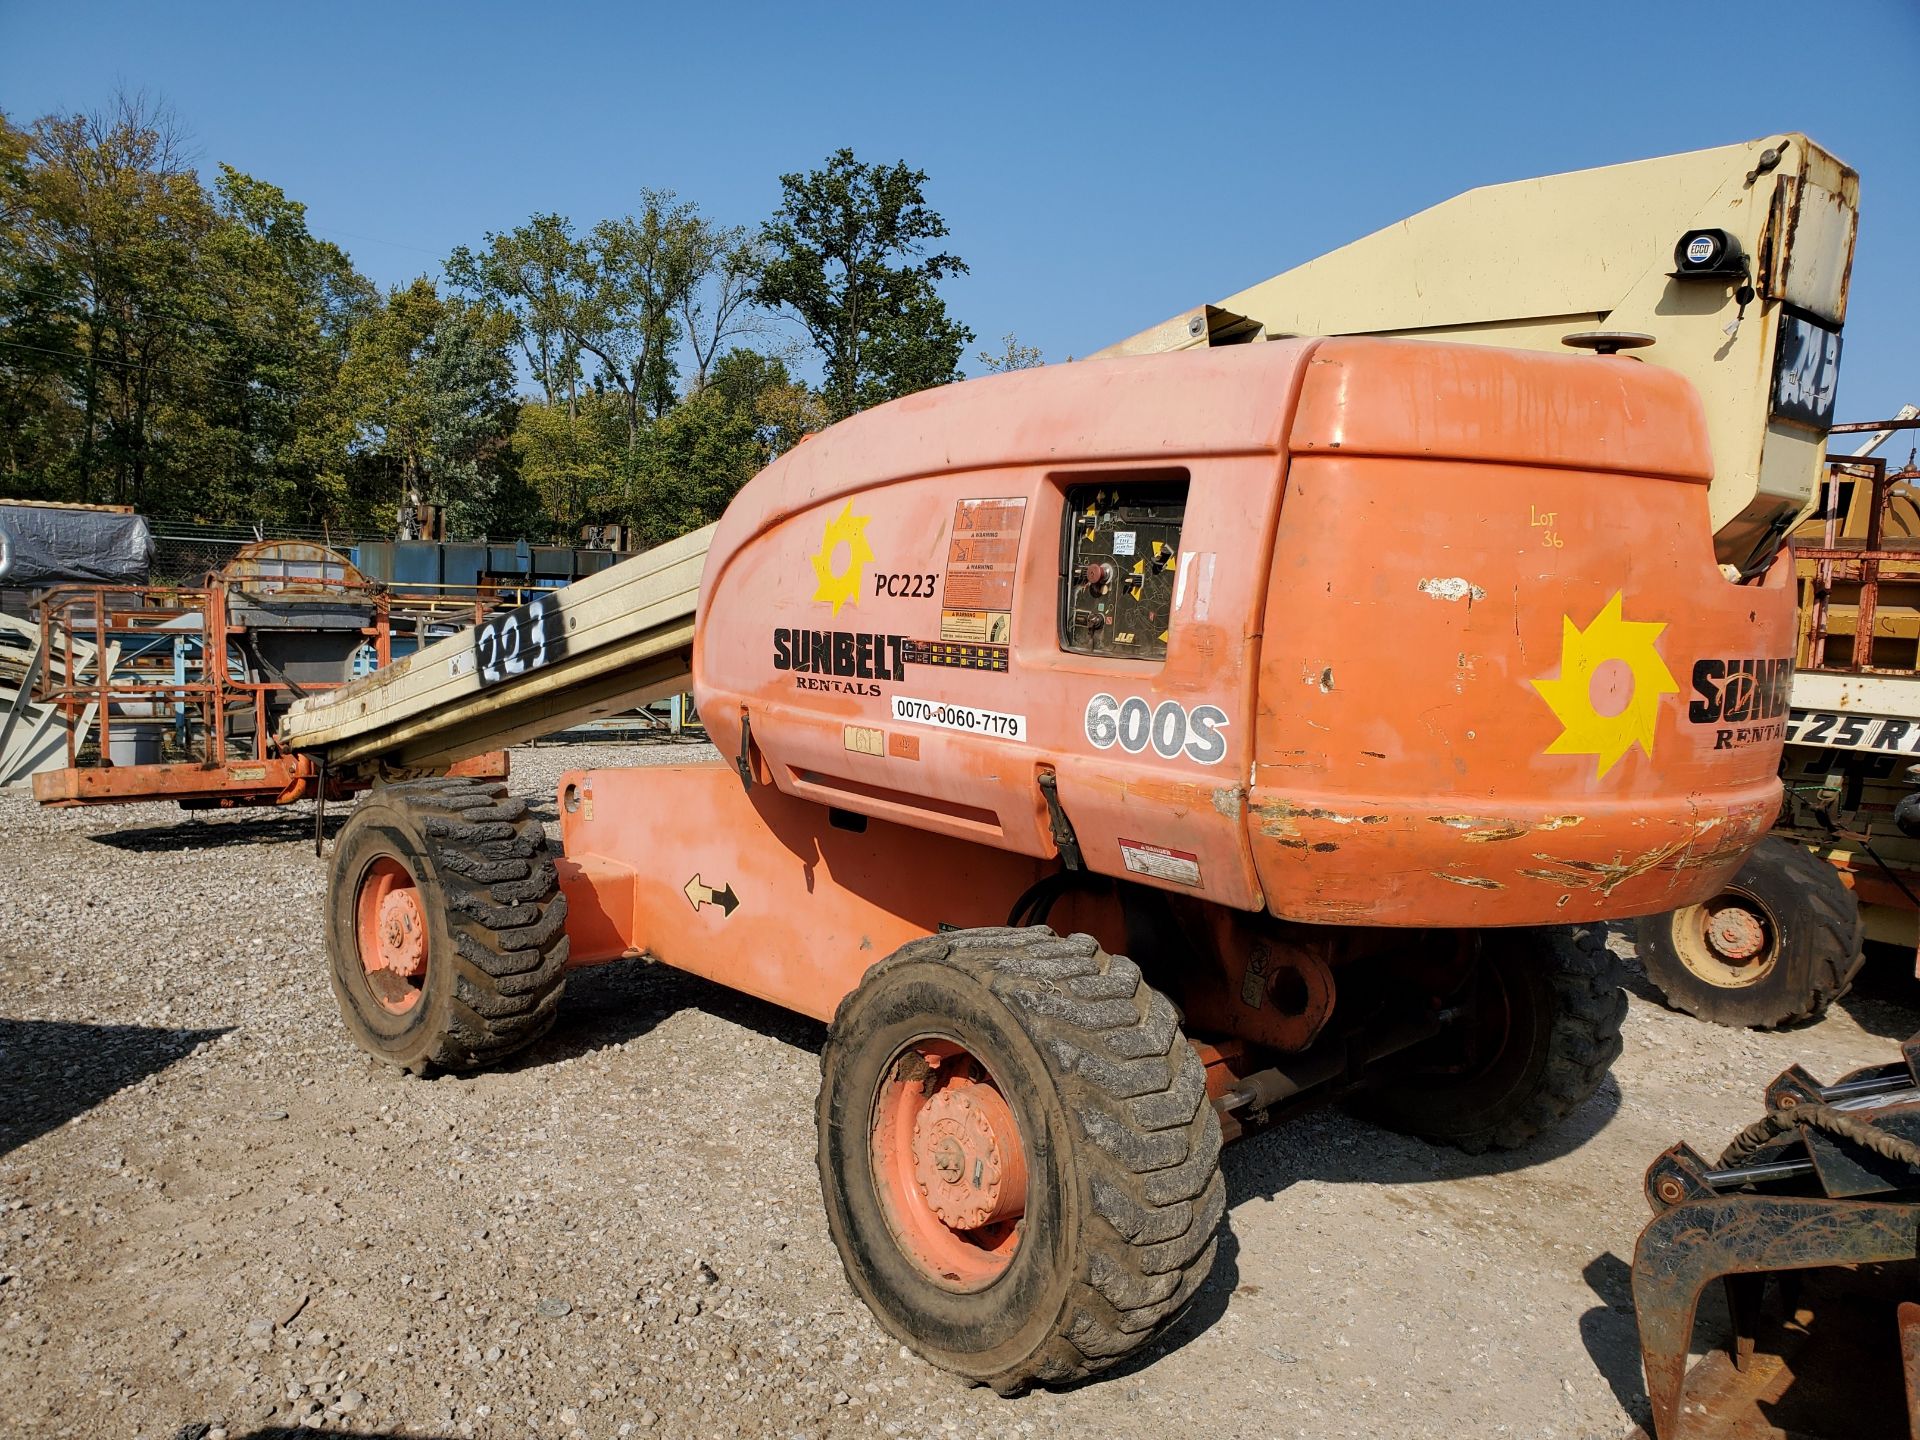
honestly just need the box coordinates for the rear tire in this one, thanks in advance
[1352,926,1626,1153]
[1633,837,1864,1029]
[817,927,1224,1393]
[325,778,568,1073]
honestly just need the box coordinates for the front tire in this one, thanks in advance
[1352,926,1626,1153]
[325,778,568,1073]
[1633,837,1864,1029]
[816,927,1223,1393]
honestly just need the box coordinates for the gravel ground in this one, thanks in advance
[2,739,1914,1440]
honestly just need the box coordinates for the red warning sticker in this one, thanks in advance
[1118,838,1202,887]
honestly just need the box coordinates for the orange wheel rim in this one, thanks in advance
[356,857,429,1015]
[871,1038,1028,1291]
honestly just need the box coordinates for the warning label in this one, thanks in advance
[936,611,1013,646]
[1118,838,1203,887]
[941,498,1026,647]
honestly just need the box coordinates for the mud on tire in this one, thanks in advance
[817,927,1224,1393]
[1634,837,1866,1030]
[325,778,568,1073]
[1352,925,1627,1154]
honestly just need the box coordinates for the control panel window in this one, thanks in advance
[1058,479,1188,661]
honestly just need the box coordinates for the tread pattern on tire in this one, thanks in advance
[1471,924,1628,1153]
[1636,838,1866,1029]
[826,926,1224,1392]
[374,778,568,1071]
[1355,925,1627,1155]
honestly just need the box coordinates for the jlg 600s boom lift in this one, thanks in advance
[286,325,1793,1388]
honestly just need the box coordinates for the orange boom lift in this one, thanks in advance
[287,334,1794,1390]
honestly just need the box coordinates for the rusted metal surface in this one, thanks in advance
[1795,449,1920,677]
[28,564,388,808]
[1629,1266,1918,1440]
[22,534,532,809]
[1634,1046,1920,1438]
[32,755,325,808]
[1899,1300,1920,1439]
[1174,914,1339,1053]
[217,539,370,593]
[1831,418,1920,434]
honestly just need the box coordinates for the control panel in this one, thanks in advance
[1059,481,1188,661]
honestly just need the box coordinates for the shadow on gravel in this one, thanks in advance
[1218,1072,1625,1205]
[0,1018,231,1156]
[1578,1251,1654,1431]
[89,813,346,852]
[505,955,828,1073]
[1834,944,1920,1042]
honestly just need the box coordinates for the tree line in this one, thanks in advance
[0,95,1040,548]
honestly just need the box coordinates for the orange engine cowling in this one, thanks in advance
[693,337,1793,929]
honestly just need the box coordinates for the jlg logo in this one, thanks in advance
[1084,694,1230,765]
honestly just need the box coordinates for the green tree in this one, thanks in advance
[0,101,381,529]
[624,382,760,547]
[447,213,592,414]
[678,220,767,391]
[0,109,82,493]
[510,389,626,536]
[181,166,375,527]
[576,192,702,440]
[975,332,1043,374]
[756,148,972,422]
[338,279,521,535]
[4,95,218,509]
[709,347,823,462]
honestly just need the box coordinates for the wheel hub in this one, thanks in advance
[910,1082,1026,1231]
[1704,905,1767,964]
[375,888,428,977]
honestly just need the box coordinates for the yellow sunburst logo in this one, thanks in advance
[1531,591,1677,778]
[809,502,874,616]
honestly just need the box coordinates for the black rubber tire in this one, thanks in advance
[1634,837,1866,1030]
[816,927,1224,1394]
[325,778,568,1073]
[1351,926,1626,1154]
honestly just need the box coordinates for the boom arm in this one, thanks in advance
[279,524,708,774]
[1096,133,1858,568]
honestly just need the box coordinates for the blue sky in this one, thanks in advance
[3,1,1916,423]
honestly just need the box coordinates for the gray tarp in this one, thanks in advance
[0,505,152,585]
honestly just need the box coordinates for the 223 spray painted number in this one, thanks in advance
[1084,694,1229,765]
[474,596,562,687]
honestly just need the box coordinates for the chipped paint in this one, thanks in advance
[1432,872,1503,890]
[1515,826,1740,897]
[1210,786,1245,820]
[1427,814,1531,843]
[1255,798,1390,830]
[1418,576,1487,603]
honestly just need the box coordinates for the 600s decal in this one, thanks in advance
[1084,694,1229,765]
